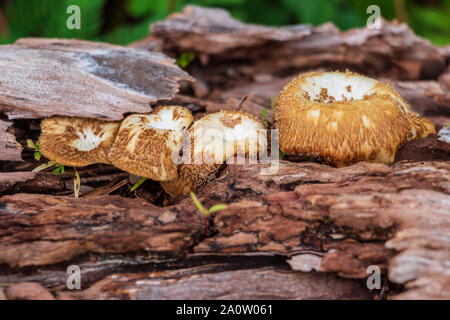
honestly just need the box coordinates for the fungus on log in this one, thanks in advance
[274,71,435,166]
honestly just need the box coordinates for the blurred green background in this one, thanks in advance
[0,0,449,45]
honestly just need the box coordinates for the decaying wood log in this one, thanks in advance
[0,38,193,120]
[187,160,450,298]
[1,158,448,299]
[149,5,445,80]
[0,120,22,161]
[56,266,372,300]
[0,194,202,267]
[1,5,449,301]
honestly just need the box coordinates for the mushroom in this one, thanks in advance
[107,106,194,181]
[274,71,435,166]
[39,116,120,167]
[161,110,267,196]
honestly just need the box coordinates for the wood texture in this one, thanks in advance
[0,120,23,161]
[0,38,193,120]
[149,5,445,80]
[0,194,203,267]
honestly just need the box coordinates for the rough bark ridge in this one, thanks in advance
[1,5,450,300]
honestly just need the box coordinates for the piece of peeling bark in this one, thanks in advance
[57,266,371,300]
[395,134,450,162]
[149,5,445,80]
[0,120,23,161]
[0,171,38,193]
[391,81,450,117]
[5,282,55,300]
[0,194,203,267]
[0,38,193,120]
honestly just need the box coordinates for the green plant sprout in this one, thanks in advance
[175,52,196,69]
[27,139,41,160]
[190,191,227,236]
[280,149,286,160]
[261,108,268,126]
[130,177,147,191]
[28,139,80,198]
[52,163,65,175]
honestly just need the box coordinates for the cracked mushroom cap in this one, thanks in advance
[107,106,194,181]
[274,71,435,166]
[39,116,120,167]
[161,110,267,197]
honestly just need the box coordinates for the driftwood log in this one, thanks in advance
[1,5,449,300]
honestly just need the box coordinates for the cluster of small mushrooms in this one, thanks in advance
[38,71,435,197]
[39,107,267,197]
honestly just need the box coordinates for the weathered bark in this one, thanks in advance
[0,38,193,121]
[148,5,445,81]
[0,194,203,267]
[0,120,22,161]
[56,267,372,300]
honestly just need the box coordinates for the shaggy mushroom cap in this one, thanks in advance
[161,110,267,196]
[39,117,120,167]
[108,106,194,181]
[274,71,435,166]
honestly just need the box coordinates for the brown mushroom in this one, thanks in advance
[274,71,435,166]
[107,106,194,181]
[161,110,267,196]
[39,117,120,167]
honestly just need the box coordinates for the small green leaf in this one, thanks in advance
[35,142,40,151]
[261,108,268,120]
[280,149,286,160]
[176,52,196,69]
[52,163,65,175]
[261,108,268,126]
[130,177,147,191]
[34,151,41,161]
[190,192,206,215]
[27,139,35,149]
[208,204,227,214]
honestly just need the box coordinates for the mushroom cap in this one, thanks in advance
[161,110,267,196]
[274,71,435,166]
[107,106,194,181]
[39,116,120,167]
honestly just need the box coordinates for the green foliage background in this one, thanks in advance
[0,0,449,45]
